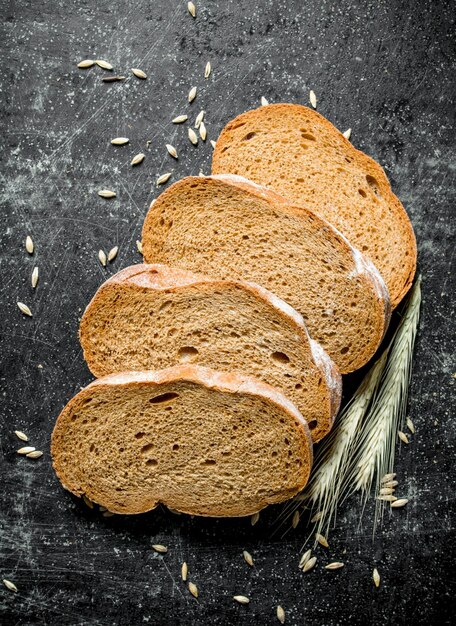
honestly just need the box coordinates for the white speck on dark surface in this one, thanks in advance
[0,1,455,625]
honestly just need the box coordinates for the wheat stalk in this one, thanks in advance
[283,276,421,539]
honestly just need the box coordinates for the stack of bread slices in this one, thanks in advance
[52,104,416,518]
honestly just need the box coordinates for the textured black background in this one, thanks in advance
[1,1,455,624]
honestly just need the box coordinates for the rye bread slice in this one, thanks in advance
[211,103,417,308]
[79,263,341,442]
[141,175,390,374]
[51,365,313,517]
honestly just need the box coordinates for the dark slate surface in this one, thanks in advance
[1,1,455,624]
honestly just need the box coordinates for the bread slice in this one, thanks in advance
[141,175,390,374]
[79,263,341,442]
[51,365,313,517]
[211,103,416,308]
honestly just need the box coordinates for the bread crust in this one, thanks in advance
[51,365,313,517]
[212,104,417,308]
[79,263,342,441]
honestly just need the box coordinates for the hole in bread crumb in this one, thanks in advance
[366,175,382,197]
[271,451,278,457]
[284,437,290,445]
[241,132,257,141]
[141,443,154,454]
[340,346,349,354]
[135,432,145,439]
[301,132,316,141]
[295,383,302,390]
[172,444,179,451]
[358,188,367,197]
[177,346,199,363]
[202,459,216,465]
[308,420,317,430]
[271,351,290,365]
[149,392,179,404]
[146,459,158,466]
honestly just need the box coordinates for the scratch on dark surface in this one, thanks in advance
[1,0,455,625]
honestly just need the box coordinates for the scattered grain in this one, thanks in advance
[136,240,143,254]
[398,431,409,444]
[379,487,395,495]
[26,450,43,459]
[188,2,196,18]
[233,595,249,605]
[373,568,381,588]
[343,128,352,140]
[17,446,35,455]
[14,431,28,442]
[310,511,323,523]
[383,480,399,488]
[31,267,39,289]
[102,510,114,517]
[309,90,317,108]
[107,246,118,262]
[181,562,188,581]
[243,550,253,567]
[111,137,129,145]
[277,605,285,624]
[132,68,147,79]
[407,417,415,434]
[98,250,107,267]
[210,139,216,149]
[315,533,329,548]
[188,582,198,598]
[3,579,18,593]
[172,114,188,123]
[299,549,312,569]
[77,59,95,68]
[195,110,205,128]
[325,562,344,570]
[17,302,32,317]
[391,498,409,508]
[25,235,34,254]
[199,121,207,141]
[157,172,172,186]
[152,544,168,554]
[82,495,94,509]
[381,472,396,483]
[204,61,211,78]
[291,510,300,528]
[251,512,260,525]
[188,86,197,102]
[377,494,397,502]
[131,153,145,166]
[149,199,156,209]
[102,75,125,82]
[261,96,269,106]
[166,144,178,159]
[95,60,113,70]
[98,189,116,198]
[303,556,317,573]
[188,128,198,145]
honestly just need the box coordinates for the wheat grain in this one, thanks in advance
[26,450,43,459]
[17,302,32,317]
[188,86,197,102]
[111,137,129,145]
[251,511,260,525]
[82,495,94,509]
[381,472,397,483]
[210,139,216,149]
[136,240,143,254]
[205,61,211,78]
[181,562,188,581]
[102,75,125,82]
[17,446,35,455]
[152,544,168,553]
[166,144,178,159]
[78,59,95,68]
[131,153,145,166]
[379,487,395,495]
[188,128,198,145]
[199,121,207,141]
[377,494,397,502]
[276,606,285,623]
[14,431,28,442]
[3,579,18,592]
[343,128,352,140]
[299,549,312,569]
[172,114,188,123]
[96,60,113,70]
[243,550,253,567]
[261,96,269,106]
[398,431,409,444]
[188,2,196,17]
[383,480,398,488]
[310,511,323,523]
[233,595,249,604]
[157,172,172,186]
[107,246,118,262]
[31,267,39,288]
[25,235,34,254]
[309,90,317,108]
[391,498,408,508]
[195,110,205,128]
[373,568,381,587]
[406,417,415,434]
[132,68,147,79]
[188,582,198,598]
[316,533,329,548]
[98,250,107,266]
[98,190,116,198]
[303,556,317,573]
[291,510,300,528]
[325,562,344,570]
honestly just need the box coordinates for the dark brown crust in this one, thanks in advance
[51,365,313,517]
[141,175,391,373]
[211,103,417,308]
[79,263,342,442]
